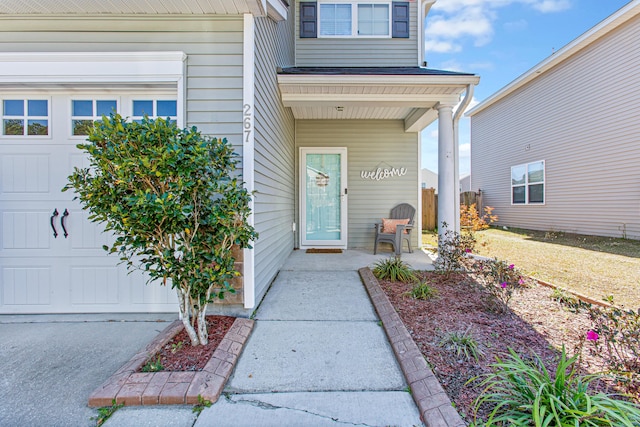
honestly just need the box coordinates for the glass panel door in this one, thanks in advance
[300,148,347,247]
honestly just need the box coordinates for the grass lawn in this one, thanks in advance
[423,227,640,309]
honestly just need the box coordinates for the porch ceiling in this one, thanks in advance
[277,67,480,132]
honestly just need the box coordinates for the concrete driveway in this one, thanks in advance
[0,313,177,427]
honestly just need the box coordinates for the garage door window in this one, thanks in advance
[2,99,49,136]
[71,99,118,136]
[132,100,177,123]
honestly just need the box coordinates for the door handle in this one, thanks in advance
[61,209,69,238]
[50,209,59,238]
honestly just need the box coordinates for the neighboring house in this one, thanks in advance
[0,0,478,315]
[468,1,640,240]
[421,168,438,192]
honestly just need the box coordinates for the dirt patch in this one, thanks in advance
[380,271,633,422]
[138,315,236,372]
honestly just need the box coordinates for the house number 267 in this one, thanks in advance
[243,104,253,143]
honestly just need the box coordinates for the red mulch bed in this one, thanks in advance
[380,271,635,422]
[138,315,235,372]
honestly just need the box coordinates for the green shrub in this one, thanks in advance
[408,279,439,300]
[470,258,530,313]
[472,347,640,426]
[439,328,483,361]
[434,223,476,278]
[65,115,257,346]
[372,257,416,283]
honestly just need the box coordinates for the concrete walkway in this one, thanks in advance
[1,249,434,427]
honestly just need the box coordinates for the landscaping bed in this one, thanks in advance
[379,270,639,424]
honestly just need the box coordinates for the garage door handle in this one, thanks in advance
[61,209,69,238]
[50,209,59,238]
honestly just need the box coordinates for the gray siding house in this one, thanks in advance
[468,1,640,240]
[0,0,478,315]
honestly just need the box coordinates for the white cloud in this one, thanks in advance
[425,0,572,56]
[504,18,528,31]
[530,0,571,13]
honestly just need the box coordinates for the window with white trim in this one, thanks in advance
[2,99,49,136]
[319,1,390,37]
[511,160,545,204]
[71,99,118,136]
[131,99,177,123]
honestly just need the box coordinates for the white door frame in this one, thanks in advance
[299,147,348,249]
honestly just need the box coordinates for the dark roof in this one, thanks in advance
[277,67,475,76]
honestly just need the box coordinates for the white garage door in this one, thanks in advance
[1,92,179,313]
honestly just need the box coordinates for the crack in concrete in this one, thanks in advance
[223,394,378,427]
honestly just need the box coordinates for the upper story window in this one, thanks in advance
[511,160,545,205]
[301,1,409,39]
[2,99,49,136]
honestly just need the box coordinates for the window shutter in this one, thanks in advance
[300,2,317,38]
[392,2,410,38]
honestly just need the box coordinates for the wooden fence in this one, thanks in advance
[422,188,437,231]
[421,189,482,231]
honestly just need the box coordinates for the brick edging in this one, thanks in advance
[358,267,465,427]
[88,317,254,407]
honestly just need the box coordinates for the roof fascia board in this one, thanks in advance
[277,74,479,86]
[468,1,640,116]
[281,94,459,107]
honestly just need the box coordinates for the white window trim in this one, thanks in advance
[0,52,186,129]
[318,1,392,38]
[511,160,546,205]
[1,96,51,139]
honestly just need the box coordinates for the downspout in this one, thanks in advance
[452,83,474,232]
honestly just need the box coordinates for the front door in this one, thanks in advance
[300,148,347,248]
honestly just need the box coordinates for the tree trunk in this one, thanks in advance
[176,288,200,346]
[196,306,209,345]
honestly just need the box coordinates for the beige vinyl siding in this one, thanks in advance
[471,15,640,239]
[253,17,296,302]
[294,0,419,67]
[296,120,418,249]
[0,16,244,158]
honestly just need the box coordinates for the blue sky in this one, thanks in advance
[421,0,632,176]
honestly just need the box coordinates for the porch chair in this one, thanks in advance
[374,203,416,256]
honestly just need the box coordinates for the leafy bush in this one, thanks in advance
[439,327,483,361]
[372,256,416,283]
[567,298,640,394]
[473,347,640,426]
[434,222,476,278]
[461,203,498,231]
[65,115,257,346]
[470,258,530,313]
[408,279,439,300]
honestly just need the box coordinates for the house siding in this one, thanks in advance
[252,17,296,303]
[471,15,640,239]
[0,16,245,159]
[294,0,419,67]
[296,120,419,249]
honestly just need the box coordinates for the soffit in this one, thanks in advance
[0,0,264,16]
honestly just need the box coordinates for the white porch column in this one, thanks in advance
[437,103,456,243]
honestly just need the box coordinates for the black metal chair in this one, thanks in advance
[373,203,415,256]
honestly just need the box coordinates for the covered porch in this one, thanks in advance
[277,67,480,249]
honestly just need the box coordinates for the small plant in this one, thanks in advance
[472,347,640,426]
[372,256,416,283]
[92,399,123,426]
[434,222,476,278]
[550,287,578,306]
[439,327,484,361]
[471,258,530,313]
[171,340,185,354]
[460,204,498,231]
[141,356,164,373]
[407,279,439,300]
[192,394,212,415]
